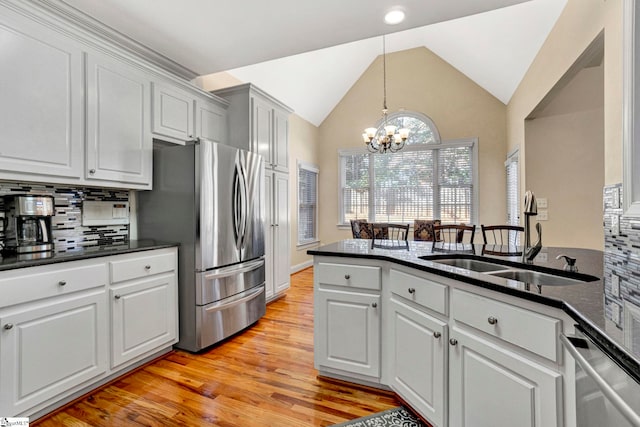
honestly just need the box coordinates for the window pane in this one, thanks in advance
[438,146,472,223]
[298,166,318,243]
[382,116,437,145]
[372,150,434,222]
[342,153,370,222]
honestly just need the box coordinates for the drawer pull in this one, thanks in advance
[344,274,350,280]
[449,338,458,346]
[58,280,67,286]
[371,302,377,308]
[433,331,442,339]
[144,265,151,270]
[488,316,498,325]
[114,294,122,300]
[408,287,415,294]
[3,323,13,330]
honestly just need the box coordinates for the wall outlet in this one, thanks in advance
[537,252,548,263]
[612,274,620,298]
[537,210,548,221]
[612,214,620,235]
[612,302,621,325]
[537,197,548,208]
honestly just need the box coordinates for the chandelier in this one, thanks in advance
[362,34,410,154]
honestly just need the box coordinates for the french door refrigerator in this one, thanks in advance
[138,139,265,352]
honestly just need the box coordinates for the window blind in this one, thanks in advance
[298,163,319,244]
[505,152,519,227]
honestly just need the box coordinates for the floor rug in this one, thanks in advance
[331,406,428,427]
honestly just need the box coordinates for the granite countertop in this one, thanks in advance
[0,239,179,271]
[309,239,640,382]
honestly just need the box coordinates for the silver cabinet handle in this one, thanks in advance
[449,338,458,346]
[114,294,121,300]
[408,288,415,294]
[3,323,13,330]
[433,331,441,339]
[344,274,351,280]
[89,169,96,174]
[371,302,377,308]
[144,265,151,270]
[488,316,498,325]
[58,280,67,286]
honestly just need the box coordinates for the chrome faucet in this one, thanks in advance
[522,191,542,263]
[556,254,578,272]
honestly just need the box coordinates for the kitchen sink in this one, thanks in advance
[429,258,509,273]
[489,269,594,286]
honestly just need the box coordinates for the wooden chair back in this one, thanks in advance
[349,219,373,239]
[373,223,409,241]
[413,219,441,241]
[433,224,476,244]
[481,225,524,246]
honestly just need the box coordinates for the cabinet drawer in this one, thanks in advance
[316,262,381,290]
[452,289,560,361]
[389,269,448,315]
[0,262,107,308]
[110,251,176,284]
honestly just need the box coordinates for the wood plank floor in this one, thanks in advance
[35,267,399,426]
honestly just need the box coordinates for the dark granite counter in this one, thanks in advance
[0,239,179,271]
[309,240,640,382]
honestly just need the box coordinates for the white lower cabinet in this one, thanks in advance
[265,170,290,300]
[0,247,178,418]
[449,327,562,427]
[389,297,447,427]
[110,273,177,368]
[0,289,108,415]
[315,288,381,378]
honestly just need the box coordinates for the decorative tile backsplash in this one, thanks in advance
[0,182,129,252]
[603,183,640,348]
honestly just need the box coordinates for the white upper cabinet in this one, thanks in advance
[86,52,153,188]
[273,109,289,172]
[196,98,226,143]
[0,6,83,181]
[151,83,195,144]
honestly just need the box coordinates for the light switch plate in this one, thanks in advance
[612,302,621,325]
[612,215,620,235]
[613,187,621,209]
[612,274,620,298]
[537,197,548,208]
[537,210,548,221]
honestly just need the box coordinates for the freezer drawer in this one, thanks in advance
[196,258,265,306]
[198,284,266,348]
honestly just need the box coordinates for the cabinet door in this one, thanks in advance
[151,82,194,143]
[86,52,152,187]
[264,172,274,300]
[273,172,290,295]
[0,290,107,415]
[0,8,83,180]
[315,288,380,378]
[196,99,226,143]
[448,327,562,427]
[252,96,273,166]
[390,298,447,427]
[110,273,177,368]
[273,109,289,172]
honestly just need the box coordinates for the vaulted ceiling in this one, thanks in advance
[63,0,567,126]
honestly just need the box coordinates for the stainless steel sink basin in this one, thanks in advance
[429,258,509,273]
[489,270,588,286]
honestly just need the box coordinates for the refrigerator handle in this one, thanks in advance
[240,161,249,248]
[232,163,243,249]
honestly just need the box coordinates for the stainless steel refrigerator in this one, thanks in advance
[137,139,265,352]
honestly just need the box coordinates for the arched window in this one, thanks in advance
[339,111,478,226]
[377,111,441,146]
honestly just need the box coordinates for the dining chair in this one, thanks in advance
[481,224,524,246]
[413,219,441,241]
[375,223,410,241]
[433,224,476,244]
[350,219,374,239]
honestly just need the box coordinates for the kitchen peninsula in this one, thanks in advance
[309,239,634,427]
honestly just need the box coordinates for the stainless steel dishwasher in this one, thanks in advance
[561,331,640,426]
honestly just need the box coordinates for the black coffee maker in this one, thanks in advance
[3,195,55,254]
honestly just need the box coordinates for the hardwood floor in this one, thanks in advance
[36,267,399,426]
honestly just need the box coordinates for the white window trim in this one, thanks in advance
[337,137,479,227]
[505,148,520,227]
[297,160,319,246]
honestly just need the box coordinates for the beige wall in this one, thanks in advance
[507,0,623,195]
[288,114,321,270]
[317,47,508,245]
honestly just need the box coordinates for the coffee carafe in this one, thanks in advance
[3,195,55,254]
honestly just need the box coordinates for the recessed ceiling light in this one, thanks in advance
[384,9,405,25]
